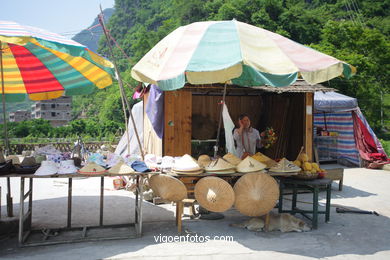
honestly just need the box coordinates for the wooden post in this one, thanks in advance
[304,92,314,161]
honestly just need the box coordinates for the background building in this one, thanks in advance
[9,110,31,122]
[31,96,72,127]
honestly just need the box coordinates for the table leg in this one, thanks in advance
[67,178,72,228]
[27,178,33,230]
[278,180,284,213]
[135,176,139,224]
[18,177,25,245]
[138,175,143,236]
[99,176,104,226]
[326,183,332,222]
[312,187,319,229]
[7,177,13,217]
[292,184,298,212]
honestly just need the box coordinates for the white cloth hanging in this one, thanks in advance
[222,103,237,156]
[115,101,144,157]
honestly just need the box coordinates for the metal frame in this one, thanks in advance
[17,173,145,247]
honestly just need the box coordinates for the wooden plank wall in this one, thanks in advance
[260,93,304,160]
[143,92,163,156]
[164,90,192,156]
[192,95,263,139]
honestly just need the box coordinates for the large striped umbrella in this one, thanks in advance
[0,20,115,151]
[131,20,355,90]
[0,20,114,102]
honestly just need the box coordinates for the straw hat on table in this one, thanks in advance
[251,152,277,168]
[197,154,211,168]
[236,156,266,173]
[269,158,301,173]
[6,155,20,165]
[222,153,242,166]
[0,151,5,164]
[233,172,279,217]
[173,154,203,175]
[149,174,187,202]
[78,162,106,175]
[20,156,37,167]
[108,161,135,175]
[205,158,235,174]
[194,176,235,212]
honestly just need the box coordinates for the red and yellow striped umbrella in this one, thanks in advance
[0,20,114,102]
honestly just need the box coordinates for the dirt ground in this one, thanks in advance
[1,167,390,260]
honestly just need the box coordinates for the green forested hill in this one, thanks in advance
[77,0,389,135]
[72,8,115,53]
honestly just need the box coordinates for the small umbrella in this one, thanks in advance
[0,20,115,151]
[131,20,355,90]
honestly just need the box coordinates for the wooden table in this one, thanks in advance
[2,172,146,247]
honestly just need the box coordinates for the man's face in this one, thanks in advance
[241,116,251,128]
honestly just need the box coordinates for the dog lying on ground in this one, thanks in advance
[230,212,311,232]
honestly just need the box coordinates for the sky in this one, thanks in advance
[0,0,115,38]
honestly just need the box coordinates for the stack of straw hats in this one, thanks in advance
[197,154,211,168]
[251,152,277,168]
[233,172,279,216]
[108,161,135,175]
[194,176,235,212]
[269,158,301,173]
[222,153,242,166]
[149,174,187,202]
[172,154,203,175]
[205,158,235,174]
[78,162,106,175]
[236,156,266,173]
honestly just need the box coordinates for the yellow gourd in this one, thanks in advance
[311,163,320,172]
[303,162,312,171]
[293,160,301,167]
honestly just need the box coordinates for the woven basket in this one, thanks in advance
[293,171,318,180]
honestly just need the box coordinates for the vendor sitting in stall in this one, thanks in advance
[233,114,262,159]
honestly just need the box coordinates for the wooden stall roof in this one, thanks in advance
[184,79,335,94]
[251,80,335,93]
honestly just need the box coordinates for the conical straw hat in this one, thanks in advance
[0,151,5,164]
[149,174,187,202]
[205,158,235,172]
[20,156,37,167]
[269,158,301,173]
[234,172,279,216]
[194,177,235,212]
[222,153,242,166]
[108,162,135,175]
[6,155,20,165]
[251,152,277,168]
[236,156,266,173]
[78,162,106,175]
[171,168,204,175]
[197,154,211,168]
[173,154,202,172]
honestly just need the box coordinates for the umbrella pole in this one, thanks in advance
[214,82,228,158]
[0,40,10,154]
[98,11,144,160]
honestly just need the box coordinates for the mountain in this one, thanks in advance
[72,8,115,53]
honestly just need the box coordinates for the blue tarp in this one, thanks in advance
[314,91,358,112]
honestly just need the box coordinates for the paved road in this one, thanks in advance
[1,167,390,259]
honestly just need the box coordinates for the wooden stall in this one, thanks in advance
[142,80,332,161]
